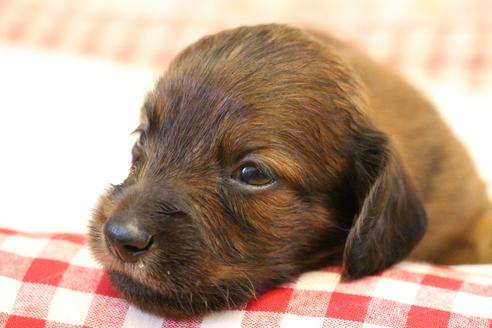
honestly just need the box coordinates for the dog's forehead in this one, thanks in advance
[142,75,246,160]
[138,25,359,178]
[140,74,342,189]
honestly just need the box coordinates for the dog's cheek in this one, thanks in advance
[247,187,347,275]
[146,213,239,286]
[232,187,332,259]
[243,188,319,233]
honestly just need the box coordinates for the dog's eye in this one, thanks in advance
[236,164,274,186]
[136,135,145,148]
[131,136,145,163]
[132,144,142,163]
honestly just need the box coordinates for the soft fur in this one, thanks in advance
[88,24,492,317]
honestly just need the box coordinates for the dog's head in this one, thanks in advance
[88,24,426,317]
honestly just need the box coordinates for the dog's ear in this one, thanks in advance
[341,126,427,279]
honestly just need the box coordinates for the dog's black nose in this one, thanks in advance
[103,217,153,263]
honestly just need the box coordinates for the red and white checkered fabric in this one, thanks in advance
[1,228,491,328]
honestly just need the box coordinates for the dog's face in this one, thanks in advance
[88,25,426,317]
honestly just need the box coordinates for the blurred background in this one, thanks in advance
[0,0,491,233]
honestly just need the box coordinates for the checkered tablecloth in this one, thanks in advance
[1,228,491,327]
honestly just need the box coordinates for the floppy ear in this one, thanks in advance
[342,127,427,279]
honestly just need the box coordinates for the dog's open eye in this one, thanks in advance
[235,164,274,186]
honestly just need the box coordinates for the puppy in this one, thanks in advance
[88,24,492,317]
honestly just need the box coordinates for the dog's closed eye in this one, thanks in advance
[130,129,146,163]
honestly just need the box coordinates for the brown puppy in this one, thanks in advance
[88,24,492,317]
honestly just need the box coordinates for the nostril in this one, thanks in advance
[123,236,153,256]
[103,218,153,263]
[125,245,141,254]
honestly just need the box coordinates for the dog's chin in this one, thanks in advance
[108,271,236,318]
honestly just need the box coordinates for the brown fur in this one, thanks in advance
[88,24,492,318]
